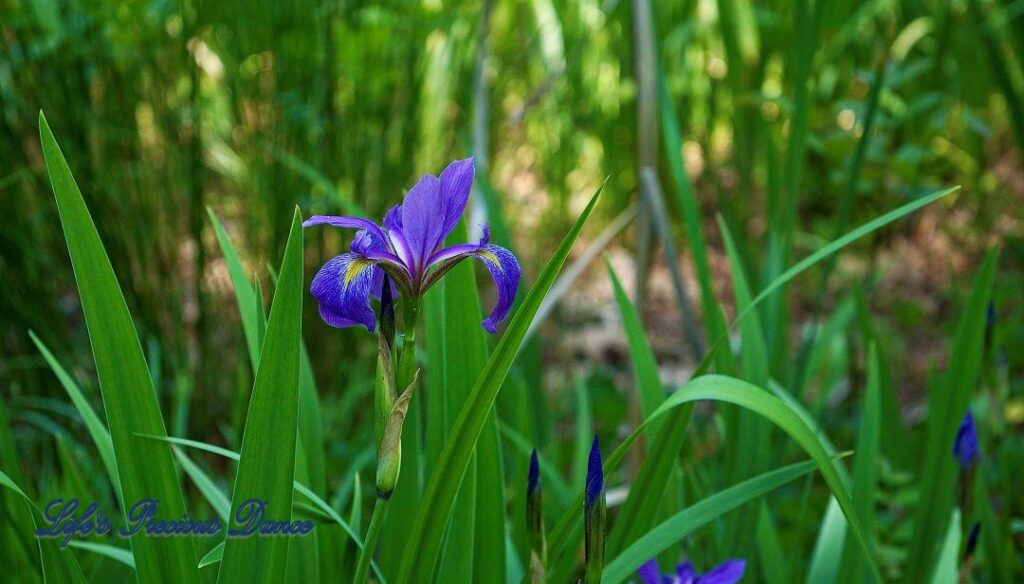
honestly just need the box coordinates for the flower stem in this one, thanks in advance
[398,300,420,388]
[354,498,388,584]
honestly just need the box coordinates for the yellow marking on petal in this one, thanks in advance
[477,250,502,272]
[344,258,373,286]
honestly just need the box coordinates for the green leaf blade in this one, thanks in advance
[395,183,603,583]
[602,458,820,583]
[217,209,304,583]
[40,113,199,584]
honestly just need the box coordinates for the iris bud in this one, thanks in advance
[527,449,546,583]
[584,435,605,584]
[376,370,419,499]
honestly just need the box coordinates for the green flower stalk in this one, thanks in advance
[374,277,397,449]
[356,282,422,583]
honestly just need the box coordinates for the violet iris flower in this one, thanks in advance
[953,409,978,468]
[304,157,521,333]
[637,558,746,584]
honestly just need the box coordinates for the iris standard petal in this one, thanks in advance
[637,560,664,584]
[310,253,379,332]
[383,204,415,270]
[303,215,389,246]
[437,157,475,243]
[400,173,444,270]
[695,559,746,584]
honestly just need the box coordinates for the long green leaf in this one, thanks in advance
[28,331,121,504]
[136,433,383,581]
[839,344,881,584]
[546,375,880,582]
[208,208,261,368]
[67,541,135,569]
[602,458,820,583]
[605,260,692,558]
[658,63,718,346]
[395,183,603,583]
[0,469,87,584]
[209,209,327,581]
[683,186,959,389]
[929,510,962,584]
[905,249,997,582]
[40,112,200,584]
[423,220,495,581]
[720,217,772,552]
[172,447,230,521]
[743,186,960,328]
[217,209,303,583]
[606,260,663,429]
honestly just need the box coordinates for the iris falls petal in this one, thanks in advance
[310,253,379,331]
[475,244,521,333]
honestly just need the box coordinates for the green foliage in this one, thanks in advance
[40,114,200,584]
[395,184,603,583]
[3,2,1022,583]
[217,210,303,583]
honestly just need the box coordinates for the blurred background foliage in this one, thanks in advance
[2,0,1024,576]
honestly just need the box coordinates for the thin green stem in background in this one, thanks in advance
[355,499,389,584]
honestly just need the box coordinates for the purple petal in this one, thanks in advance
[427,242,482,265]
[303,215,389,245]
[675,561,696,584]
[367,263,401,301]
[637,559,663,584]
[695,559,746,584]
[475,244,520,333]
[398,158,476,272]
[309,253,378,331]
[384,204,415,272]
[425,228,520,333]
[400,173,443,270]
[438,157,475,243]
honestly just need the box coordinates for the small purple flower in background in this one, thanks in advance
[305,157,521,333]
[637,558,747,584]
[953,409,978,468]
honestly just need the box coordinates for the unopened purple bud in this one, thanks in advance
[953,410,979,469]
[528,449,540,495]
[585,435,604,509]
